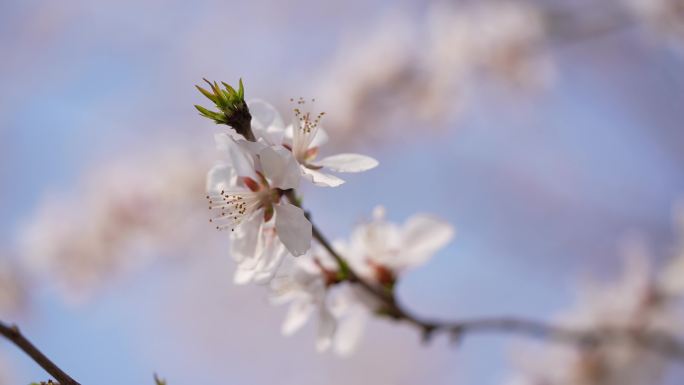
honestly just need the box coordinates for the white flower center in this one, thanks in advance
[206,189,263,232]
[291,98,325,164]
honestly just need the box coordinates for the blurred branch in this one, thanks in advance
[298,199,684,361]
[545,4,635,48]
[222,89,684,363]
[0,320,81,385]
[311,210,684,360]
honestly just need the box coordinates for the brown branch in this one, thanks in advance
[238,102,684,362]
[283,192,684,362]
[0,320,81,385]
[544,4,636,48]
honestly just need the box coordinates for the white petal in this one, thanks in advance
[269,272,298,304]
[206,164,236,194]
[372,206,386,221]
[316,153,378,173]
[310,127,329,148]
[233,264,256,285]
[349,219,402,265]
[233,222,287,285]
[287,123,328,147]
[334,309,366,356]
[275,203,312,256]
[248,99,285,131]
[229,212,263,263]
[661,255,684,296]
[248,99,285,144]
[252,242,289,284]
[399,215,454,268]
[301,167,345,187]
[259,146,300,190]
[290,118,308,159]
[242,138,269,156]
[316,307,336,352]
[282,299,313,335]
[215,133,256,178]
[214,132,233,151]
[282,124,294,147]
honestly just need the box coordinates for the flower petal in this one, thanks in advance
[285,123,328,147]
[275,203,312,256]
[215,133,257,178]
[333,308,366,356]
[282,299,313,335]
[661,255,684,296]
[301,167,346,187]
[316,153,378,173]
[229,212,263,264]
[233,263,256,285]
[310,127,329,148]
[248,99,285,144]
[316,306,336,352]
[206,164,236,194]
[233,221,289,285]
[399,215,455,268]
[259,146,300,190]
[252,242,289,284]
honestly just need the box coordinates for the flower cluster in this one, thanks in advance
[504,232,684,385]
[18,148,211,303]
[270,207,454,354]
[206,97,378,263]
[623,0,684,49]
[200,85,455,353]
[313,2,551,142]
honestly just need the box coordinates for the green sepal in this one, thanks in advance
[238,78,245,99]
[194,105,226,123]
[195,85,218,104]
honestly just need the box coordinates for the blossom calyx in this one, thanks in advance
[195,78,254,141]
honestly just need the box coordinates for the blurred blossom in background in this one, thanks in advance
[1,0,684,384]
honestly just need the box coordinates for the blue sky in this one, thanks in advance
[1,1,684,384]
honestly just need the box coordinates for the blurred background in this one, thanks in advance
[1,0,684,383]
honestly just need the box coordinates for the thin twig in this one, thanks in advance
[229,105,684,363]
[305,208,684,361]
[0,320,81,385]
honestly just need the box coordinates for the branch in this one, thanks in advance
[0,320,81,385]
[445,318,684,359]
[220,99,684,362]
[282,192,684,362]
[544,4,635,48]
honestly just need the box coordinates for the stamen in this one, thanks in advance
[291,100,325,134]
[290,97,326,162]
[206,190,261,232]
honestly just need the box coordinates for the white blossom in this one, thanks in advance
[624,0,684,49]
[248,99,378,187]
[312,3,551,142]
[207,133,312,257]
[342,206,455,286]
[425,2,550,89]
[270,246,375,355]
[270,247,340,352]
[504,245,682,385]
[18,147,210,303]
[270,207,453,355]
[231,222,290,285]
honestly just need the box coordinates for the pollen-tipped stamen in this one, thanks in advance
[290,98,326,163]
[206,190,262,232]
